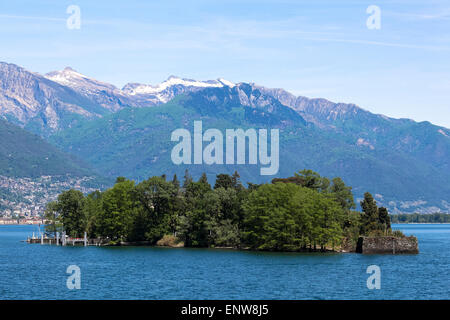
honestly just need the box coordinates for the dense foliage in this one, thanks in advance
[46,169,399,251]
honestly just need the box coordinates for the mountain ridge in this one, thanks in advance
[2,61,448,131]
[1,62,449,213]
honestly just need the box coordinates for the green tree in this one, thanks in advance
[231,171,244,190]
[243,183,303,251]
[98,179,137,243]
[199,173,210,187]
[295,169,329,192]
[84,190,103,237]
[56,189,87,237]
[115,176,127,183]
[330,177,355,211]
[134,176,180,243]
[183,169,193,188]
[378,207,391,234]
[360,192,379,235]
[243,183,345,251]
[179,178,215,247]
[214,173,233,190]
[247,182,261,191]
[172,174,180,189]
[273,170,330,193]
[208,218,240,247]
[206,187,242,247]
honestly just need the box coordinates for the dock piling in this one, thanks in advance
[26,230,95,247]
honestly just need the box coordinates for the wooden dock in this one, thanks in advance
[26,231,102,246]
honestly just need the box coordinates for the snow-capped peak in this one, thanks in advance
[45,67,118,92]
[123,76,235,96]
[46,67,87,84]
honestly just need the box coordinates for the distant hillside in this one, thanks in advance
[49,91,306,182]
[0,118,95,178]
[254,84,450,176]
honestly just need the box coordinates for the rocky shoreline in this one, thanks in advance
[99,236,419,255]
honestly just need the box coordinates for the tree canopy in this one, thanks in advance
[46,169,395,251]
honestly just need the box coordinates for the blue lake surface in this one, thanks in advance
[0,224,449,299]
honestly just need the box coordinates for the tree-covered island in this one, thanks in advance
[44,170,410,252]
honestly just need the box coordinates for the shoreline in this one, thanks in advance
[25,236,419,254]
[0,223,44,226]
[392,222,450,225]
[3,222,450,226]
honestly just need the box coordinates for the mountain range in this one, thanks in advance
[1,61,449,213]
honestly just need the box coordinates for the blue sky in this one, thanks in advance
[1,0,449,128]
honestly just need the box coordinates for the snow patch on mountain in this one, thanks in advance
[218,78,235,88]
[123,76,234,96]
[45,67,119,93]
[45,68,236,106]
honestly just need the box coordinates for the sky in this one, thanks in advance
[0,0,449,128]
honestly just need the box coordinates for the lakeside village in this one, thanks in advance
[0,175,99,224]
[26,169,419,254]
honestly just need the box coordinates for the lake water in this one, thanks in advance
[0,224,449,299]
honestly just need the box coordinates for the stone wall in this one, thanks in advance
[341,237,357,253]
[356,236,419,254]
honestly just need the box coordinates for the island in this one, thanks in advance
[39,169,418,254]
